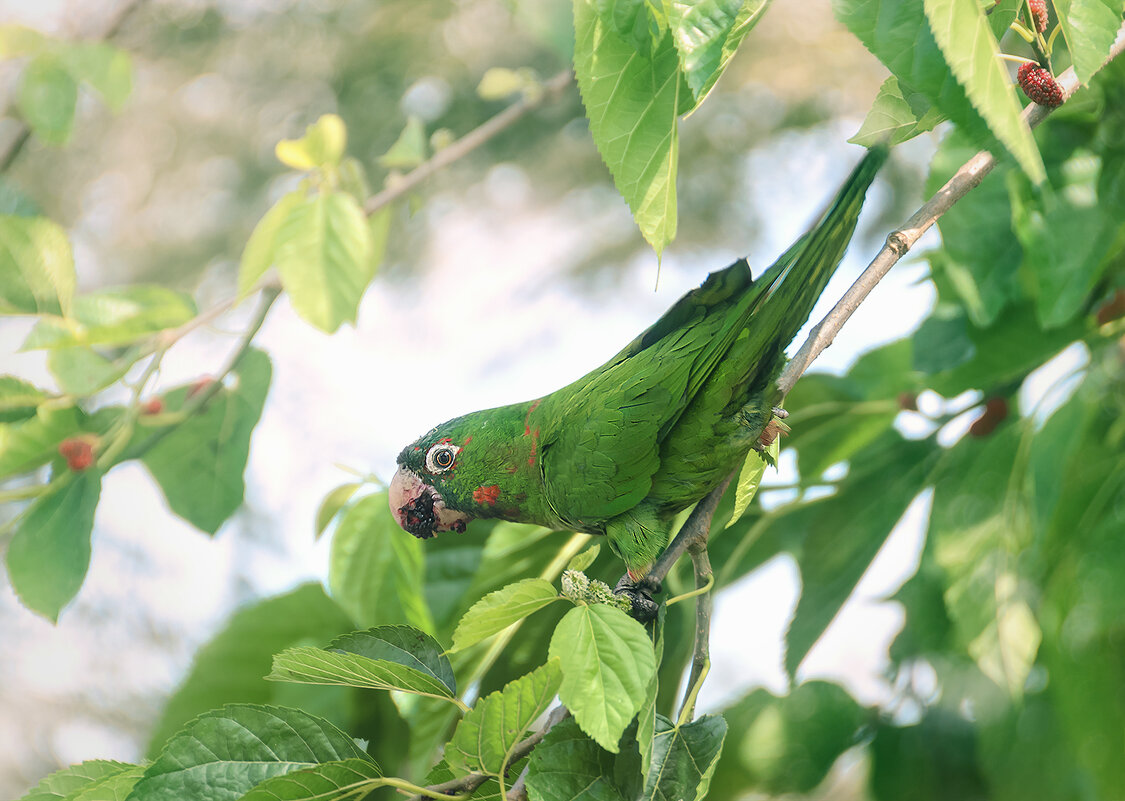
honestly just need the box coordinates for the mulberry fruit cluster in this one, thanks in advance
[1028,0,1049,32]
[1017,62,1064,107]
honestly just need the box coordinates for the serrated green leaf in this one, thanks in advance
[18,54,77,144]
[16,760,132,801]
[447,660,563,776]
[726,441,772,528]
[574,0,682,255]
[237,758,383,801]
[239,190,305,297]
[69,764,144,801]
[314,481,361,539]
[377,116,428,169]
[567,543,601,573]
[643,714,726,801]
[5,469,101,621]
[23,286,197,350]
[141,349,271,535]
[450,578,561,652]
[329,492,434,632]
[668,0,771,107]
[57,41,132,110]
[850,76,946,145]
[525,717,629,801]
[549,603,656,752]
[1054,0,1125,85]
[275,114,348,170]
[0,375,50,422]
[0,213,75,316]
[274,191,374,333]
[332,625,456,695]
[268,643,455,701]
[923,0,1044,182]
[146,584,354,758]
[47,346,135,396]
[131,704,373,801]
[0,404,80,478]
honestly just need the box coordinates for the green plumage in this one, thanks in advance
[393,147,887,576]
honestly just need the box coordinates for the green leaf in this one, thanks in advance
[450,578,561,652]
[850,75,946,146]
[574,0,682,255]
[422,524,491,638]
[47,346,135,396]
[141,349,271,534]
[667,0,771,107]
[314,481,362,539]
[23,286,197,349]
[18,54,77,145]
[549,603,656,752]
[0,403,80,478]
[237,758,383,801]
[377,116,428,169]
[16,760,133,801]
[567,542,601,573]
[912,305,976,374]
[0,375,49,422]
[447,660,563,776]
[274,191,374,333]
[1054,0,1125,85]
[57,42,132,110]
[870,709,990,801]
[332,625,456,695]
[5,469,101,621]
[726,441,772,528]
[0,25,46,57]
[0,213,75,315]
[146,583,354,758]
[238,190,305,296]
[643,714,727,801]
[131,704,373,801]
[275,114,348,170]
[328,492,434,632]
[69,764,144,801]
[525,717,629,801]
[636,606,664,776]
[923,0,1044,182]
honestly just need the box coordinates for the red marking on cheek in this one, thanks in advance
[473,485,501,506]
[463,436,472,445]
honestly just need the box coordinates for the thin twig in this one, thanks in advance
[776,26,1125,398]
[364,70,573,215]
[678,543,714,724]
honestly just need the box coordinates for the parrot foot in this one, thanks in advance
[614,574,662,622]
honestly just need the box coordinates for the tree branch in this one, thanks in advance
[678,541,714,724]
[776,25,1125,398]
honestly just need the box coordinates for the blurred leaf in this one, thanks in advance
[239,189,305,297]
[57,41,132,110]
[925,131,1022,326]
[238,758,383,801]
[787,434,936,676]
[131,704,373,801]
[15,759,133,801]
[422,523,492,638]
[574,0,681,255]
[923,0,1044,182]
[314,481,362,539]
[447,660,562,776]
[710,682,865,796]
[0,375,49,423]
[5,469,101,621]
[329,492,434,632]
[549,603,656,752]
[0,213,75,316]
[368,204,392,275]
[1054,0,1125,85]
[727,442,770,527]
[870,710,990,801]
[377,116,427,169]
[17,54,76,144]
[276,114,348,170]
[47,346,134,396]
[0,24,46,57]
[851,76,945,146]
[667,0,770,107]
[23,286,197,349]
[912,305,976,374]
[0,404,80,478]
[450,578,561,652]
[146,583,354,758]
[642,714,726,801]
[567,543,601,573]
[141,349,271,535]
[477,67,536,100]
[274,191,374,333]
[525,717,630,801]
[269,632,457,701]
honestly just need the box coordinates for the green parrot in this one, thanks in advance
[390,145,887,606]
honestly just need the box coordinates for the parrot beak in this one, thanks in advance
[389,467,470,539]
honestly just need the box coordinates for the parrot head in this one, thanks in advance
[390,426,474,539]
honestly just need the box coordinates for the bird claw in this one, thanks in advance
[614,574,661,622]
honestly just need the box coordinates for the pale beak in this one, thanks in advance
[388,467,470,539]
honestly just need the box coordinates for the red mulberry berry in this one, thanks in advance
[142,397,164,414]
[1017,63,1063,107]
[58,437,95,471]
[1028,0,1049,33]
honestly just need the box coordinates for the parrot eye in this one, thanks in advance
[426,443,459,473]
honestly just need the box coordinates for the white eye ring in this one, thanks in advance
[426,443,459,473]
